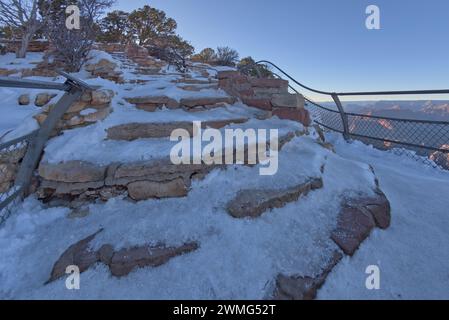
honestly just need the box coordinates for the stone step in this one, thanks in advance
[37,129,300,203]
[226,177,323,218]
[106,118,249,141]
[273,251,343,300]
[272,188,391,300]
[178,84,219,92]
[47,228,198,282]
[330,189,391,256]
[173,79,217,85]
[124,95,238,112]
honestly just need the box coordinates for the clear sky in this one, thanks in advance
[113,0,449,101]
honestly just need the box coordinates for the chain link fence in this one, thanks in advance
[306,98,449,170]
[0,133,36,224]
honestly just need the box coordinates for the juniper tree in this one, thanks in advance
[238,56,273,78]
[191,48,216,64]
[215,47,239,67]
[0,0,47,58]
[41,0,114,72]
[97,10,131,43]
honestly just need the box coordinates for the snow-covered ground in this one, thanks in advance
[1,49,448,300]
[2,131,448,299]
[0,52,44,70]
[0,135,379,299]
[0,86,42,140]
[318,134,449,300]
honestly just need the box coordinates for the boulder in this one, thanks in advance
[91,90,114,105]
[18,94,30,106]
[83,107,111,123]
[85,59,117,72]
[33,113,47,125]
[35,93,57,107]
[0,163,16,193]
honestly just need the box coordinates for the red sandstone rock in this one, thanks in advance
[242,98,273,111]
[331,190,391,256]
[250,78,288,89]
[273,108,311,126]
[274,251,343,300]
[47,229,199,282]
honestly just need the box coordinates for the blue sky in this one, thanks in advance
[114,0,449,101]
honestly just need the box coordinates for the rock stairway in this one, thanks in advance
[37,118,304,203]
[3,48,392,299]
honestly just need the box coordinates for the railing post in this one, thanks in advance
[332,93,350,140]
[15,87,83,196]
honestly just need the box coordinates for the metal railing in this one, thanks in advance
[0,71,98,225]
[243,61,449,169]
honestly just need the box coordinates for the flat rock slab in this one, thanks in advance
[47,229,104,283]
[47,229,199,283]
[38,161,107,183]
[331,189,391,256]
[106,118,248,141]
[109,242,198,277]
[127,178,188,200]
[124,96,236,112]
[124,96,180,110]
[227,177,323,218]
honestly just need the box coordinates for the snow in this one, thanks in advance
[79,108,98,116]
[0,87,42,141]
[0,50,224,144]
[317,134,449,300]
[0,52,44,70]
[0,135,379,299]
[86,50,115,65]
[2,48,449,299]
[42,117,304,165]
[123,81,229,103]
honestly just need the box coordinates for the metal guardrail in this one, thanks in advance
[0,71,98,225]
[242,61,449,169]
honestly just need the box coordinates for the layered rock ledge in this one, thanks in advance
[47,229,198,282]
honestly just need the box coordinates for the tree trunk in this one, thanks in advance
[16,32,32,59]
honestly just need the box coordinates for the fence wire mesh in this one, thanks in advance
[0,137,32,224]
[306,98,449,170]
